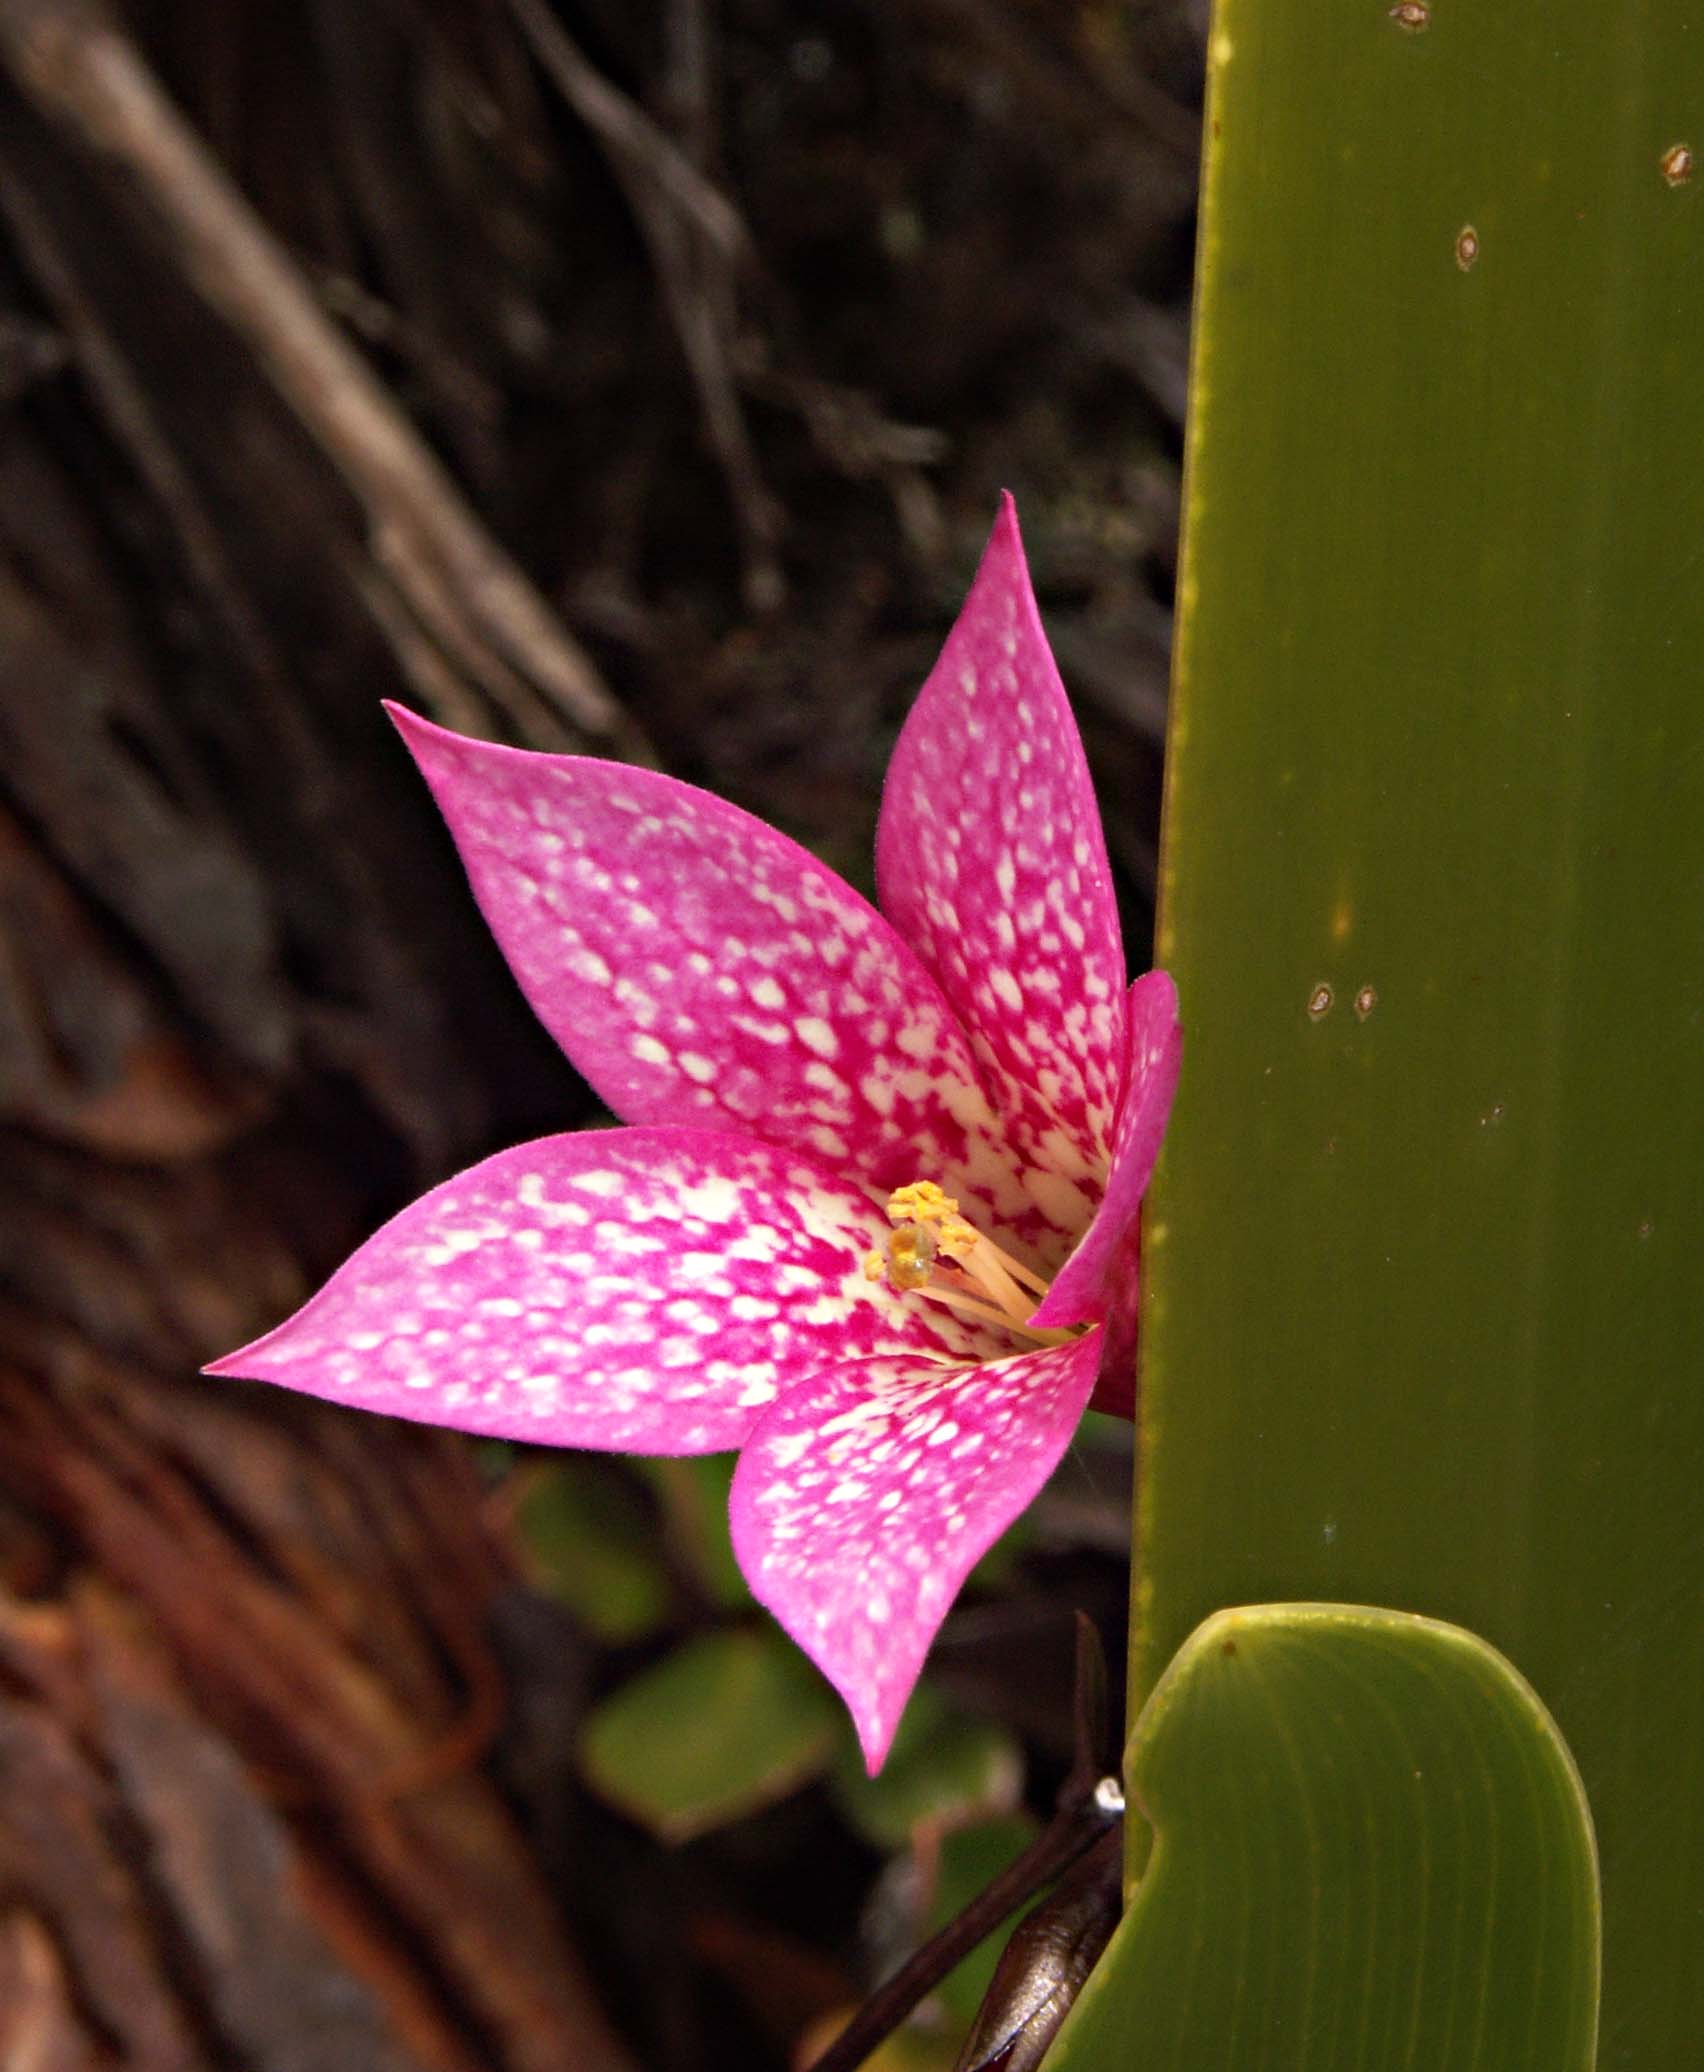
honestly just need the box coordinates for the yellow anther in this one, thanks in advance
[885,1180,959,1226]
[885,1180,979,1261]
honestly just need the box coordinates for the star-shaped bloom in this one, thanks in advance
[208,498,1181,1769]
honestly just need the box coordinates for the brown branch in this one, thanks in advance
[506,0,784,612]
[0,143,292,700]
[502,0,749,262]
[0,0,656,762]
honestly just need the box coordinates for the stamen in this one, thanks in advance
[917,1281,1078,1347]
[960,1242,1031,1320]
[869,1174,1083,1345]
[982,1249,1051,1298]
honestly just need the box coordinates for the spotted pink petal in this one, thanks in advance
[876,495,1128,1190]
[1031,971,1181,1334]
[729,1330,1105,1770]
[389,706,1028,1217]
[1086,1221,1144,1420]
[207,1127,1005,1453]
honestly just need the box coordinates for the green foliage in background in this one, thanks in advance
[515,1461,674,1642]
[830,1681,1023,1853]
[1049,1606,1600,2070]
[1103,2,1704,2064]
[638,1455,752,1611]
[577,1627,841,1843]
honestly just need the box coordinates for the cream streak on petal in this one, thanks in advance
[207,1127,1005,1455]
[730,1330,1104,1770]
[390,707,1027,1219]
[876,496,1128,1179]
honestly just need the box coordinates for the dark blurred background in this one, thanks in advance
[0,4,1200,2066]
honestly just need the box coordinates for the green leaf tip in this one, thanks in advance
[1046,1603,1600,2072]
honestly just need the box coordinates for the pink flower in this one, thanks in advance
[207,498,1180,1770]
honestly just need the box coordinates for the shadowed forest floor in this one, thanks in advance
[0,4,1200,2067]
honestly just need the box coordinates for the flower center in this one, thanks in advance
[862,1179,1077,1346]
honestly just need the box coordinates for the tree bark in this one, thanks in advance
[0,7,633,2064]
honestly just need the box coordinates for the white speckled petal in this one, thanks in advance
[729,1329,1104,1770]
[390,706,1026,1215]
[1031,970,1181,1334]
[876,496,1128,1182]
[207,1127,1004,1453]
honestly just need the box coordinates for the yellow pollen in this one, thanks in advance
[868,1174,1080,1346]
[885,1180,956,1224]
[884,1180,979,1261]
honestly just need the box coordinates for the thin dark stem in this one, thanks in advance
[803,1616,1123,2072]
[801,1799,1117,2072]
[1065,1610,1112,1800]
[954,1825,1125,2072]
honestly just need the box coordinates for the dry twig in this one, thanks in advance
[0,0,655,761]
[506,0,784,612]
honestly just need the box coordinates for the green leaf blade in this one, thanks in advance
[1137,4,1704,2061]
[1048,1606,1600,2072]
